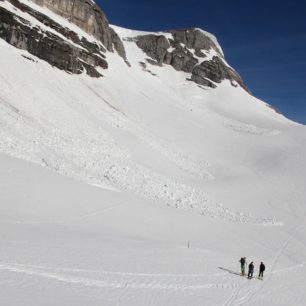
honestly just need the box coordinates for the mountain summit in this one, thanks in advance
[1,0,246,89]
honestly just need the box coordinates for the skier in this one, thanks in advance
[247,262,254,279]
[239,257,246,275]
[259,262,265,279]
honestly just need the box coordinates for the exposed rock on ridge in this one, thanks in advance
[0,0,127,76]
[29,0,124,56]
[135,28,249,91]
[191,56,247,89]
[0,0,106,76]
[0,0,247,90]
[170,29,222,57]
[109,27,127,61]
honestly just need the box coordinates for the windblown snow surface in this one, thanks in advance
[1,15,306,306]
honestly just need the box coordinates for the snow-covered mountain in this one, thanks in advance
[1,0,306,305]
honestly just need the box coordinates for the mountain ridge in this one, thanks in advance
[0,0,247,90]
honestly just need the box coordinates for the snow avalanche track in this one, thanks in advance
[1,21,306,306]
[1,37,301,225]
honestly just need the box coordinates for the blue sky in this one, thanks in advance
[98,0,306,125]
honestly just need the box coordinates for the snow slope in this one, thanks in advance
[1,10,306,306]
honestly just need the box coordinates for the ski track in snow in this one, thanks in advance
[1,199,130,225]
[0,262,239,292]
[2,256,303,303]
[2,259,302,305]
[234,226,302,306]
[222,226,302,306]
[1,259,304,304]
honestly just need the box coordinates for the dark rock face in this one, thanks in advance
[30,0,118,53]
[136,35,170,65]
[0,0,127,76]
[191,57,248,91]
[135,28,249,92]
[110,27,127,63]
[0,1,107,76]
[168,44,198,73]
[170,29,222,56]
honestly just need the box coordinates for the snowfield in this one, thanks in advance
[1,16,306,306]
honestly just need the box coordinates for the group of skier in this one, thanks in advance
[239,257,265,279]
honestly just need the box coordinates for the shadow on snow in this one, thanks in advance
[218,267,241,276]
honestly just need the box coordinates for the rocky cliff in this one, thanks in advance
[0,0,248,91]
[29,0,126,59]
[0,0,126,77]
[135,29,248,91]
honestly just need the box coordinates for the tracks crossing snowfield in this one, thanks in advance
[2,255,304,306]
[0,262,239,291]
[221,226,303,306]
[1,152,306,305]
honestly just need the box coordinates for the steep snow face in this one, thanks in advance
[1,25,306,224]
[1,4,306,305]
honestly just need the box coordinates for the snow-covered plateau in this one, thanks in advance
[1,0,306,305]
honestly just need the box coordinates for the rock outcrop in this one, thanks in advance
[191,56,248,90]
[0,0,127,77]
[110,27,127,62]
[29,0,120,54]
[0,0,247,90]
[136,35,170,65]
[135,28,248,91]
[170,29,222,57]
